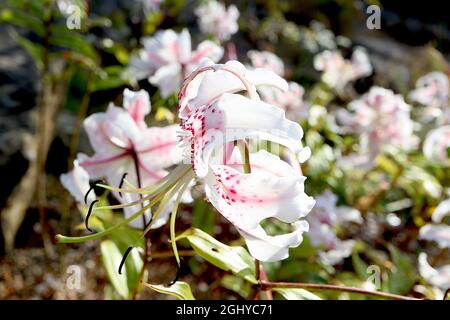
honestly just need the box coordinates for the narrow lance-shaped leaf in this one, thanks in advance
[143,281,195,300]
[178,228,257,283]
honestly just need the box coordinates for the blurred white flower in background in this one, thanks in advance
[314,47,372,92]
[195,0,239,42]
[248,50,285,76]
[248,50,309,120]
[139,0,163,13]
[127,29,223,97]
[409,72,449,124]
[423,125,450,166]
[307,190,362,265]
[418,253,450,291]
[338,87,418,168]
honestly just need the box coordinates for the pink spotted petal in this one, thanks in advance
[187,93,306,178]
[204,150,314,262]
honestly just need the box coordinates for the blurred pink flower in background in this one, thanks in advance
[314,47,372,92]
[248,50,309,120]
[306,190,362,265]
[338,87,418,168]
[409,72,449,123]
[195,0,239,42]
[61,89,191,229]
[127,29,223,97]
[410,71,448,109]
[248,50,285,76]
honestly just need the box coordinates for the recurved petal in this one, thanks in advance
[206,150,314,230]
[123,89,151,127]
[418,253,450,290]
[239,221,309,262]
[190,40,224,65]
[433,198,450,223]
[191,60,287,109]
[149,63,183,98]
[60,160,95,205]
[188,93,306,178]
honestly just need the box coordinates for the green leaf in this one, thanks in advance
[91,66,127,91]
[123,246,144,293]
[192,200,215,235]
[9,30,44,69]
[0,8,45,36]
[100,240,129,299]
[49,25,98,60]
[386,245,417,295]
[220,275,252,298]
[352,252,369,281]
[143,281,195,300]
[274,288,322,300]
[179,228,257,283]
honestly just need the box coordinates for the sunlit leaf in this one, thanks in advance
[100,240,130,299]
[274,288,322,300]
[143,281,195,300]
[221,275,252,298]
[179,228,257,283]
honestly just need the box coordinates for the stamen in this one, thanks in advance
[118,172,128,197]
[85,199,99,232]
[56,166,193,244]
[119,246,133,275]
[444,288,450,300]
[168,258,184,286]
[84,179,103,204]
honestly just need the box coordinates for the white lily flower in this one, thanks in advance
[61,89,190,229]
[307,190,362,265]
[314,47,372,92]
[176,60,314,261]
[409,72,449,109]
[419,224,450,249]
[195,0,239,42]
[338,87,418,168]
[128,29,223,97]
[423,125,450,166]
[418,253,450,290]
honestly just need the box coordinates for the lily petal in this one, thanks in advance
[186,93,306,178]
[419,224,450,249]
[205,150,314,261]
[60,160,95,205]
[433,198,450,223]
[418,253,450,290]
[190,60,287,112]
[123,89,151,128]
